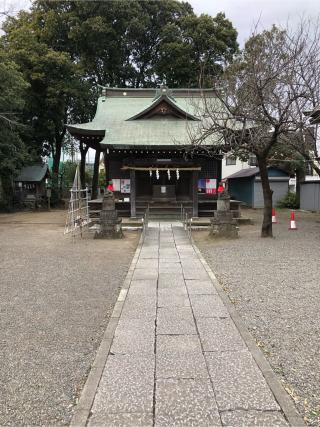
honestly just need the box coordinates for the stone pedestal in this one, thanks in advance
[210,190,238,239]
[95,191,123,239]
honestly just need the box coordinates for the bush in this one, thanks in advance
[277,192,299,209]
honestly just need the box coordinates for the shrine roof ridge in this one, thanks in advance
[103,87,215,98]
[66,86,221,148]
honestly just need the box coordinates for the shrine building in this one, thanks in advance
[66,86,222,218]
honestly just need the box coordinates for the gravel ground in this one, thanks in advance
[193,208,320,426]
[0,210,139,426]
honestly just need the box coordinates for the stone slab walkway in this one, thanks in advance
[83,222,297,426]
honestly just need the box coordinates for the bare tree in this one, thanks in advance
[286,20,320,177]
[189,23,320,237]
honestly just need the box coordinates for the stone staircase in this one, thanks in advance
[88,199,193,221]
[141,201,193,220]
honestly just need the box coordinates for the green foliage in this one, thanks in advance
[0,51,30,208]
[98,169,106,188]
[277,192,299,209]
[59,161,92,191]
[30,0,238,88]
[2,7,94,165]
[0,0,239,205]
[157,13,238,87]
[60,161,77,190]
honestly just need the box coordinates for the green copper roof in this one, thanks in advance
[66,88,220,147]
[15,164,48,182]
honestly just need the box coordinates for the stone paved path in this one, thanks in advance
[88,222,290,426]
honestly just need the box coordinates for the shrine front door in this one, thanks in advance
[152,184,176,202]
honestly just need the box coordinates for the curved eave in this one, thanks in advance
[126,94,200,121]
[66,124,105,137]
[99,143,222,151]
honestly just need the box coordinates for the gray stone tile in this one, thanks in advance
[132,268,158,280]
[159,243,176,249]
[155,379,221,426]
[190,294,229,318]
[158,273,185,289]
[128,281,157,297]
[111,332,155,354]
[111,318,155,354]
[178,253,198,260]
[157,335,202,353]
[175,244,192,249]
[139,251,159,259]
[124,295,157,305]
[158,260,180,265]
[159,250,180,254]
[159,264,182,274]
[116,317,155,334]
[158,287,188,296]
[185,279,217,295]
[90,354,154,415]
[89,412,153,427]
[157,307,197,335]
[121,296,156,318]
[159,248,178,254]
[220,410,289,427]
[197,318,245,352]
[205,350,280,411]
[183,268,209,280]
[130,279,158,286]
[157,352,209,379]
[159,259,181,265]
[136,259,158,269]
[158,293,190,308]
[180,260,203,268]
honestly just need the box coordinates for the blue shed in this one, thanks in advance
[226,167,290,208]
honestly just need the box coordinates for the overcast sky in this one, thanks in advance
[1,0,320,45]
[190,0,320,45]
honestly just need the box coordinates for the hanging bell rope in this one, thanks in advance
[122,166,201,171]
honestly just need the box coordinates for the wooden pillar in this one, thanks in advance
[130,169,136,218]
[192,171,199,217]
[91,148,101,200]
[103,152,109,187]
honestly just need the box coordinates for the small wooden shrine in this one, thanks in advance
[66,86,222,218]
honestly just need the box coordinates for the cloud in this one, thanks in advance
[190,0,320,45]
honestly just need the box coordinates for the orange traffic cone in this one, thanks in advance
[272,208,277,224]
[289,211,297,230]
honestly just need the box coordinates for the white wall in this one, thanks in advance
[222,157,255,179]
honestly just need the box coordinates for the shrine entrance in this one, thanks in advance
[135,169,194,203]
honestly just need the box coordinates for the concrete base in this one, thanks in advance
[94,223,123,239]
[210,214,239,239]
[94,230,123,239]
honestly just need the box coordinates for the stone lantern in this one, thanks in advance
[210,184,238,238]
[94,191,123,239]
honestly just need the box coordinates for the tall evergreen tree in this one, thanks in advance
[1,0,239,201]
[0,50,29,208]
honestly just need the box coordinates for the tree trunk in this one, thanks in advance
[52,143,61,178]
[91,148,101,200]
[51,141,62,204]
[257,156,273,237]
[295,168,305,207]
[0,173,14,211]
[51,126,66,204]
[79,142,89,189]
